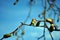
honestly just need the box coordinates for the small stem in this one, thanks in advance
[49,32,54,40]
[45,24,54,40]
[37,35,44,40]
[43,0,47,40]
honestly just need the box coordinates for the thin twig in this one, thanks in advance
[37,35,44,40]
[0,0,32,40]
[10,0,32,35]
[45,24,54,40]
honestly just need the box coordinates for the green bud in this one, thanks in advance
[3,34,11,38]
[46,18,53,24]
[30,19,36,26]
[21,30,25,35]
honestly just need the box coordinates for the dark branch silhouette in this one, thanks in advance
[0,0,60,40]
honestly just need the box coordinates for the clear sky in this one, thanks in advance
[0,0,60,40]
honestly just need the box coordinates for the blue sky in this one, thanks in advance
[0,0,60,40]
